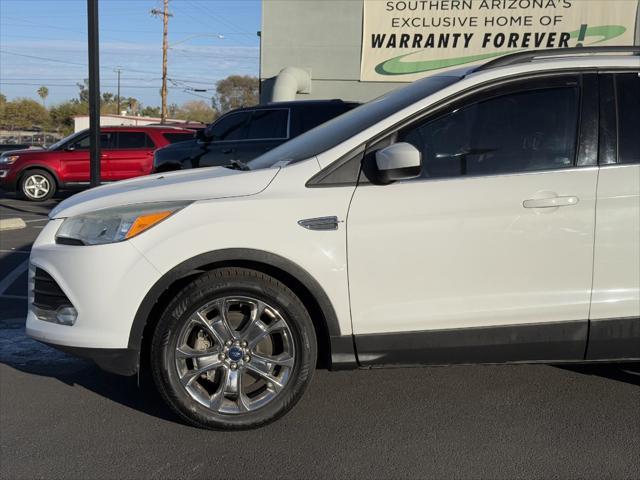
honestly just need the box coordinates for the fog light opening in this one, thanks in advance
[56,306,78,326]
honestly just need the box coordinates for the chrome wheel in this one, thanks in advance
[23,174,51,199]
[173,296,296,414]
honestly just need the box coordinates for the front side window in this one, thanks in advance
[245,109,288,140]
[616,73,640,165]
[398,86,580,179]
[73,132,114,150]
[209,112,251,141]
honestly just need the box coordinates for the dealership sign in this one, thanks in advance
[360,0,639,81]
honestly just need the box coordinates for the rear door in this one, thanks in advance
[103,131,155,181]
[587,71,640,360]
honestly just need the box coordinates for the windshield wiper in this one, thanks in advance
[224,159,250,171]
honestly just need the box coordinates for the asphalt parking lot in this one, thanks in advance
[1,188,639,480]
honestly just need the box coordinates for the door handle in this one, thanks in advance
[523,196,579,208]
[222,148,234,154]
[100,153,108,158]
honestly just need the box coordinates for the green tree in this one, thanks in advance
[124,97,139,115]
[140,105,161,117]
[168,103,179,118]
[76,79,138,115]
[0,98,49,130]
[175,100,216,123]
[37,86,49,107]
[215,75,258,113]
[49,100,88,136]
[76,79,89,103]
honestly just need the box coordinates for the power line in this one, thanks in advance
[0,82,181,89]
[0,49,162,76]
[188,0,255,36]
[171,1,255,48]
[0,21,253,37]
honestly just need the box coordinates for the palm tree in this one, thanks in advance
[37,86,49,107]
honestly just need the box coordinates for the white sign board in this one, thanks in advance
[361,0,639,82]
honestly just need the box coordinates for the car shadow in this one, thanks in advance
[3,313,639,428]
[0,317,184,426]
[557,362,640,387]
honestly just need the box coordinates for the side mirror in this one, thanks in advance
[65,145,76,152]
[375,142,421,183]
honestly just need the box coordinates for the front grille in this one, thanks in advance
[33,268,72,311]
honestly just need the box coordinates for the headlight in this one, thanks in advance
[55,201,192,245]
[0,155,20,165]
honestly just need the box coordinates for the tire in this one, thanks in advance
[150,267,317,430]
[19,169,56,201]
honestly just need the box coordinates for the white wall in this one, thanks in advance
[73,115,186,132]
[260,0,401,103]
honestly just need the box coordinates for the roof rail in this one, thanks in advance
[474,46,640,72]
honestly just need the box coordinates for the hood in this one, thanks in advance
[1,148,46,157]
[50,166,280,219]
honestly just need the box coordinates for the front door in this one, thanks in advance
[200,111,251,168]
[347,74,599,365]
[58,132,110,183]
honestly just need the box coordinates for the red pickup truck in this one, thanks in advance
[0,126,195,201]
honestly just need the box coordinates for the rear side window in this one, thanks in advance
[616,73,640,164]
[210,112,250,141]
[245,109,288,140]
[116,132,153,149]
[399,86,580,179]
[163,132,194,144]
[299,105,352,133]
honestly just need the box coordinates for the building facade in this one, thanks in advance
[73,114,190,133]
[260,0,640,103]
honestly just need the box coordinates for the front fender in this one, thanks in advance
[128,248,358,370]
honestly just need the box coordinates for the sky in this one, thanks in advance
[0,0,261,108]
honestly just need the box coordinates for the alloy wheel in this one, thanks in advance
[173,296,296,414]
[23,174,51,199]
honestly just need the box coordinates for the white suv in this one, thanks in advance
[26,48,640,429]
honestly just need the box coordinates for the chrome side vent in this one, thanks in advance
[298,216,340,231]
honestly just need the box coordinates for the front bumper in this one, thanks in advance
[41,342,139,375]
[0,169,17,190]
[25,219,162,374]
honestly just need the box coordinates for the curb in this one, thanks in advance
[0,218,27,231]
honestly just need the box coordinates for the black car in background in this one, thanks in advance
[152,99,359,172]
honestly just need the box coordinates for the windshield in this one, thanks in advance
[247,75,460,170]
[48,130,86,151]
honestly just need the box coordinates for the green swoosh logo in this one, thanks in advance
[374,24,627,76]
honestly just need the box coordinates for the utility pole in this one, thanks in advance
[115,68,121,115]
[87,0,100,187]
[151,0,172,124]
